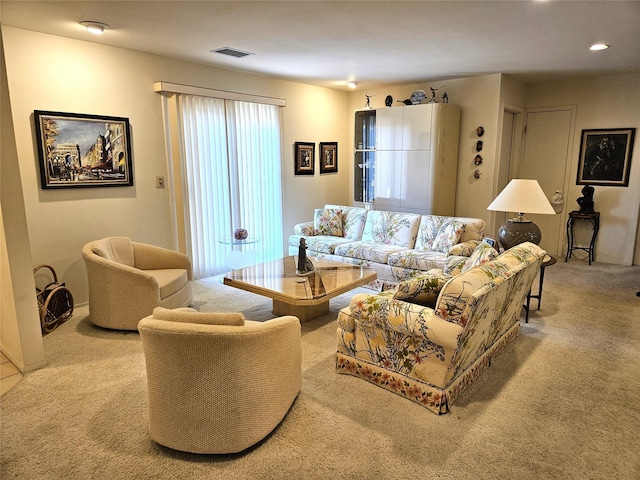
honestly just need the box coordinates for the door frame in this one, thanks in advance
[517,105,577,255]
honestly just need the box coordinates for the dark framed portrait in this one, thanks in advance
[319,142,338,173]
[294,142,315,175]
[576,128,635,187]
[34,110,134,189]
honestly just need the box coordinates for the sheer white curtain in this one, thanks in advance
[177,94,283,279]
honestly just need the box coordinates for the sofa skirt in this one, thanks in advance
[336,322,520,414]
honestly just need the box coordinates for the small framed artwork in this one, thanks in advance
[319,142,338,173]
[294,142,315,175]
[576,128,635,187]
[34,110,134,189]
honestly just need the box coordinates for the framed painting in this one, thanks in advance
[319,142,338,173]
[34,110,134,189]
[294,142,315,175]
[576,128,635,187]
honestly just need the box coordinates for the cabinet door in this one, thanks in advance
[402,104,433,150]
[376,107,404,150]
[401,150,432,212]
[373,151,402,208]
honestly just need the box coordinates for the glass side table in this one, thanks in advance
[217,237,260,270]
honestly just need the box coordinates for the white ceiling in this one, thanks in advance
[1,1,639,91]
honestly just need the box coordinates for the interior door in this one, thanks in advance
[519,107,575,256]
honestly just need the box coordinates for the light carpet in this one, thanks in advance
[1,260,639,479]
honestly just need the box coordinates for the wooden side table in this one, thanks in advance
[565,211,600,265]
[524,254,556,323]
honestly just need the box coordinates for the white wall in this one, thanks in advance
[526,73,640,265]
[1,26,351,306]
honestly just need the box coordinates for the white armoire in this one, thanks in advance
[355,103,460,216]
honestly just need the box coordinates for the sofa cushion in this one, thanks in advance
[387,249,447,271]
[334,241,407,264]
[314,208,343,237]
[152,307,245,326]
[92,236,135,266]
[360,210,420,247]
[393,272,449,308]
[432,220,465,253]
[289,234,353,254]
[147,269,189,299]
[460,242,499,273]
[325,204,367,240]
[448,239,482,257]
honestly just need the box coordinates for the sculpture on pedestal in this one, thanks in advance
[296,238,314,276]
[576,185,595,213]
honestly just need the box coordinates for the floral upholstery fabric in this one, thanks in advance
[392,271,449,308]
[336,242,546,414]
[448,239,481,257]
[288,235,354,255]
[431,220,465,253]
[334,242,408,264]
[325,204,367,240]
[460,242,499,273]
[314,208,343,237]
[360,210,420,247]
[414,216,485,251]
[289,207,486,292]
[443,255,468,276]
[387,249,447,271]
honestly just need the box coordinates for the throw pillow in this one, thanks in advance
[460,242,499,273]
[314,208,343,237]
[152,307,245,326]
[393,274,449,308]
[431,220,465,253]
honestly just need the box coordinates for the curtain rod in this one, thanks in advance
[154,82,286,107]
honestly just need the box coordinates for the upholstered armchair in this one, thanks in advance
[138,307,302,454]
[82,237,193,330]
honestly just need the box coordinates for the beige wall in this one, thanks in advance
[2,26,639,371]
[1,26,350,307]
[347,74,503,226]
[525,73,640,265]
[1,31,45,372]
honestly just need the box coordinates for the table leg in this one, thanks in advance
[272,299,330,322]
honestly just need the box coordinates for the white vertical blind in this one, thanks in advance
[176,94,283,279]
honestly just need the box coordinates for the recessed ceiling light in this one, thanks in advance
[589,43,609,51]
[80,21,109,35]
[347,81,359,89]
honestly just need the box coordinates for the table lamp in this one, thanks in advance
[487,179,556,250]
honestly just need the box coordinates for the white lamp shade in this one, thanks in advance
[487,179,555,215]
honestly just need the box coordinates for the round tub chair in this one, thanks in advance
[138,307,302,454]
[82,236,193,330]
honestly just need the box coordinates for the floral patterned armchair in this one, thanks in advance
[336,242,546,414]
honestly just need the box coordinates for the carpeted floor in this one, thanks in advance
[1,260,639,479]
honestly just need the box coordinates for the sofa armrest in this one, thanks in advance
[346,291,461,349]
[293,221,314,236]
[447,239,481,257]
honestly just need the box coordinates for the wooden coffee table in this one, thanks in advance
[223,256,376,322]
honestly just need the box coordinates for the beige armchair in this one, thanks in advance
[82,237,193,330]
[138,307,302,454]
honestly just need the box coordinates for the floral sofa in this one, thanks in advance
[289,205,486,290]
[335,242,546,414]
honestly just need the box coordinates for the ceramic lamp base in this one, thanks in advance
[497,219,541,250]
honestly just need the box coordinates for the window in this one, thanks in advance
[158,85,284,279]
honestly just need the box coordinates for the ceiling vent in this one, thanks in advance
[212,47,254,58]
